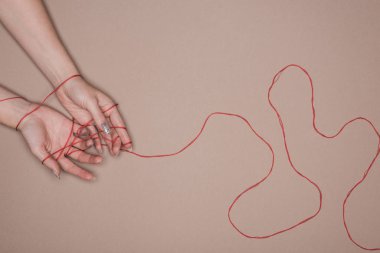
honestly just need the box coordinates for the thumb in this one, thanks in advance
[86,98,114,154]
[31,146,61,178]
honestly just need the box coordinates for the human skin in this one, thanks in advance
[0,85,101,180]
[0,0,132,156]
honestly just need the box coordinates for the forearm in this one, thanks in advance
[0,85,32,129]
[0,0,79,86]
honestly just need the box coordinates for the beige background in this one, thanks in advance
[1,0,380,252]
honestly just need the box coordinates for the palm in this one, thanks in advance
[22,106,75,156]
[20,105,101,180]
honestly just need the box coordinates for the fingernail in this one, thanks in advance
[127,146,133,152]
[54,170,60,179]
[101,122,111,135]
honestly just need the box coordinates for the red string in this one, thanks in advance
[1,64,379,250]
[15,74,81,130]
[0,96,25,103]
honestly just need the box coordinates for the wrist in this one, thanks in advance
[42,51,80,88]
[17,102,47,133]
[55,74,83,95]
[0,97,33,130]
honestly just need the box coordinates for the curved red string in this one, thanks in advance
[0,96,25,103]
[1,64,379,250]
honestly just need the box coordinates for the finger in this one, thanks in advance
[87,99,113,155]
[107,118,121,155]
[110,109,132,149]
[112,133,122,156]
[73,119,101,153]
[58,156,95,181]
[87,124,103,153]
[73,126,90,139]
[85,137,94,148]
[67,149,103,164]
[71,137,93,151]
[31,146,61,178]
[72,124,94,149]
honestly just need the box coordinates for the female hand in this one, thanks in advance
[19,103,102,181]
[0,0,132,156]
[55,76,132,156]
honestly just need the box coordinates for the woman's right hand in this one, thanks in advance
[19,103,102,181]
[55,76,132,156]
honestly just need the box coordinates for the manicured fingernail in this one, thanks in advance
[101,122,111,135]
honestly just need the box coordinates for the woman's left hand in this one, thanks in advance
[19,103,102,180]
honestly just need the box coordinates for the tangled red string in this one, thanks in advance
[1,64,379,250]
